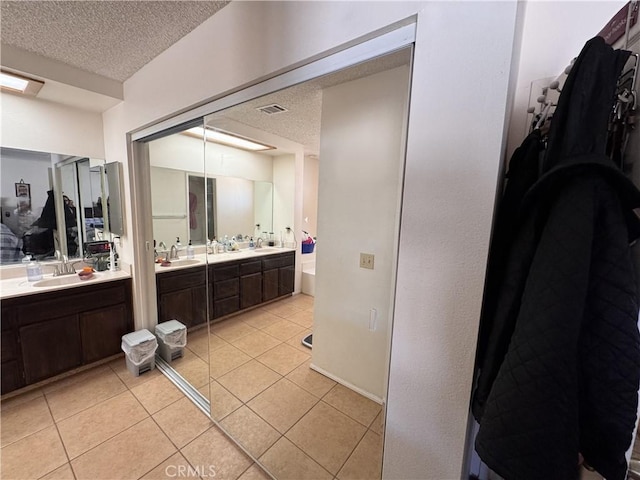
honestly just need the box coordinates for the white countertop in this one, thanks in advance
[0,269,132,300]
[0,247,295,299]
[154,247,295,273]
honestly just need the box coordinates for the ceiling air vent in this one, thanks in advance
[257,103,288,115]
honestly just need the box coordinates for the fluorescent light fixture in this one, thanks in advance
[0,70,44,96]
[185,127,275,152]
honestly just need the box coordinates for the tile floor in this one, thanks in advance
[0,294,384,480]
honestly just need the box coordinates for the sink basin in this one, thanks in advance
[158,258,200,267]
[33,274,97,288]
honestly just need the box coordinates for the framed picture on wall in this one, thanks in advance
[15,180,30,199]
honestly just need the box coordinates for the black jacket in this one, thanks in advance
[473,37,640,480]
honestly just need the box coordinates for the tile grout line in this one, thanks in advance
[41,389,77,480]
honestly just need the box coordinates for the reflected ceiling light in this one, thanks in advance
[185,127,275,152]
[0,70,44,96]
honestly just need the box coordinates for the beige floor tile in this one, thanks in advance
[285,329,313,354]
[286,402,366,475]
[323,384,382,426]
[211,319,257,343]
[71,418,176,480]
[108,355,162,389]
[153,396,212,448]
[240,310,283,330]
[238,464,271,480]
[286,361,336,398]
[45,367,127,421]
[220,406,281,457]
[370,410,385,435]
[256,343,310,375]
[209,380,243,421]
[42,364,112,394]
[140,452,201,479]
[0,425,67,480]
[337,430,383,480]
[262,302,302,319]
[39,462,75,480]
[131,374,183,414]
[171,354,211,389]
[185,330,211,359]
[286,310,314,329]
[286,294,314,311]
[0,387,44,412]
[259,437,332,480]
[181,426,252,480]
[209,344,252,378]
[247,378,318,433]
[230,330,282,357]
[1,394,53,447]
[57,391,148,459]
[210,333,230,351]
[262,320,305,342]
[217,360,281,403]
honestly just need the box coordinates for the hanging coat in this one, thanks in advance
[473,36,640,480]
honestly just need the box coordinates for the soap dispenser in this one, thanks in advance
[25,255,43,282]
[187,240,195,259]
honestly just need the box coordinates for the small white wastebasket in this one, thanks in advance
[155,320,187,363]
[121,329,157,376]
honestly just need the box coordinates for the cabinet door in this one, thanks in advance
[1,360,24,394]
[214,296,239,319]
[20,315,82,384]
[279,265,295,296]
[263,269,279,301]
[80,305,132,364]
[241,273,263,310]
[192,285,208,327]
[160,288,197,328]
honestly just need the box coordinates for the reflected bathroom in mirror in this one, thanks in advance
[0,147,124,265]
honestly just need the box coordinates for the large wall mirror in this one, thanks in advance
[139,45,412,480]
[0,147,124,265]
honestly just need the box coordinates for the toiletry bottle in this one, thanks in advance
[26,256,43,282]
[175,237,182,251]
[109,242,118,272]
[249,237,255,249]
[187,240,195,259]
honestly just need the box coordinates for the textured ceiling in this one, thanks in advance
[207,49,412,155]
[0,0,229,82]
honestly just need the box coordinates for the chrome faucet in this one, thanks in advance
[169,244,179,260]
[256,237,263,249]
[52,254,82,276]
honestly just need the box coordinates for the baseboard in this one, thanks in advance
[309,362,385,405]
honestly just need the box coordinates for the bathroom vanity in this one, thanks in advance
[1,274,133,394]
[156,249,295,328]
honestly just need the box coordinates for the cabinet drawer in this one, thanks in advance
[214,278,239,299]
[240,260,262,276]
[212,264,239,282]
[157,267,206,292]
[214,296,239,318]
[18,283,126,326]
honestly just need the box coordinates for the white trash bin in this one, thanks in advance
[121,329,157,376]
[155,320,187,363]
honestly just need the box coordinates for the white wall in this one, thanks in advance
[312,66,410,401]
[272,155,295,244]
[215,176,254,239]
[148,133,273,182]
[1,93,105,159]
[101,2,520,478]
[302,155,319,238]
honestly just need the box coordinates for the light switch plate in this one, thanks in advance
[360,253,374,270]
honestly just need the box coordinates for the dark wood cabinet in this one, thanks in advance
[21,314,82,384]
[156,267,207,328]
[156,251,295,327]
[1,278,134,394]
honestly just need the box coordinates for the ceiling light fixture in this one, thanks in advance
[185,127,275,152]
[0,70,44,96]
